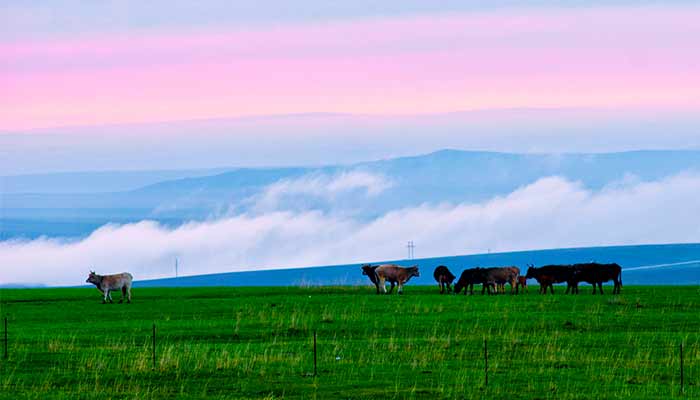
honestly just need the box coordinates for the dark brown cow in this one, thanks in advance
[454,267,516,295]
[86,270,133,303]
[361,264,396,294]
[454,267,488,295]
[569,262,623,294]
[433,265,456,294]
[524,264,576,294]
[374,264,420,294]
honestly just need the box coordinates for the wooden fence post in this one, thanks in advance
[3,317,7,360]
[680,342,684,394]
[313,330,318,377]
[484,339,488,388]
[152,323,156,370]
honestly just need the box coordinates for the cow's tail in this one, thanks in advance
[618,269,623,288]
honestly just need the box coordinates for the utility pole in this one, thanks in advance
[407,241,415,260]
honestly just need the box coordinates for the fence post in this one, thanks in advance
[680,342,684,394]
[3,317,7,360]
[484,338,488,388]
[152,323,156,370]
[313,330,318,377]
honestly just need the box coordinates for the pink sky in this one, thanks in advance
[2,6,699,131]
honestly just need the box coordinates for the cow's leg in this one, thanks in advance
[398,280,404,295]
[379,277,387,294]
[388,281,395,294]
[103,289,110,303]
[126,284,132,303]
[599,283,604,295]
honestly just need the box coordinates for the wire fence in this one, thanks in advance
[1,316,697,397]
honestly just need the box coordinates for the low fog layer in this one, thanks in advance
[2,171,700,286]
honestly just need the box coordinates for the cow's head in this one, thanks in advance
[454,281,463,294]
[525,264,537,279]
[361,265,374,276]
[86,270,100,284]
[409,265,420,277]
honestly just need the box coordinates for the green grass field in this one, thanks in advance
[0,285,698,399]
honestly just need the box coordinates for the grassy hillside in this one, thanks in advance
[0,286,698,399]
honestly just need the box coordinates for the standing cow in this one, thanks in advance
[433,265,456,294]
[454,267,490,295]
[569,263,623,294]
[86,270,133,303]
[525,264,576,294]
[374,264,420,295]
[516,276,528,294]
[362,264,396,294]
[490,266,520,294]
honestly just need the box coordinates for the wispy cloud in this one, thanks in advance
[251,170,393,213]
[2,172,700,286]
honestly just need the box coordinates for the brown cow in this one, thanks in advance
[493,266,519,294]
[433,265,456,294]
[361,264,396,294]
[516,276,528,294]
[482,266,519,294]
[86,270,133,303]
[374,264,420,294]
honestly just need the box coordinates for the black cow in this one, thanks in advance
[433,265,456,294]
[524,264,577,294]
[454,268,490,295]
[569,263,623,294]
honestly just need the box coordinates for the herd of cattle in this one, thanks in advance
[84,262,622,303]
[361,262,623,295]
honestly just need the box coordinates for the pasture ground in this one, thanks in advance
[0,285,698,399]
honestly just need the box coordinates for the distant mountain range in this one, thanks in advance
[3,149,700,239]
[134,243,700,287]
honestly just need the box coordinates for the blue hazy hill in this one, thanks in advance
[135,243,700,288]
[3,149,700,239]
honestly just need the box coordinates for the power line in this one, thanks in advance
[623,259,700,272]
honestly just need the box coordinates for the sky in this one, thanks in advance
[2,1,700,173]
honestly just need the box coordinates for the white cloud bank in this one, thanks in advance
[2,172,700,286]
[250,170,392,213]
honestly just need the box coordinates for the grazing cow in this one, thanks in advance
[433,265,456,294]
[516,276,528,294]
[361,264,396,294]
[454,267,493,295]
[374,264,420,294]
[86,270,133,303]
[569,263,623,294]
[524,264,576,294]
